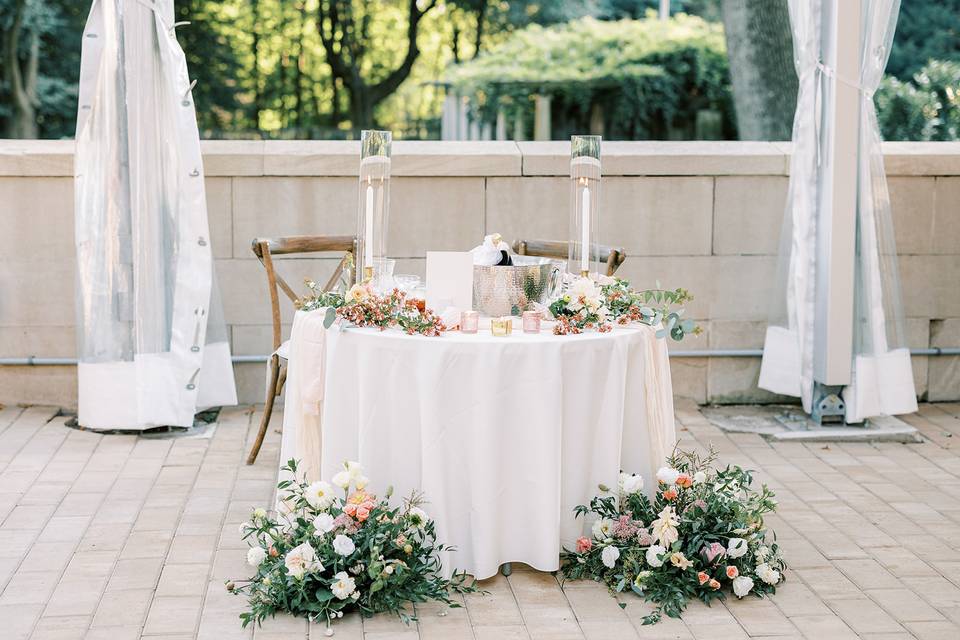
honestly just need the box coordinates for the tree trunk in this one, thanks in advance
[721,0,797,140]
[349,85,375,130]
[251,0,263,130]
[2,0,39,139]
[473,0,487,58]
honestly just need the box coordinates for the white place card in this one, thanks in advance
[425,251,474,311]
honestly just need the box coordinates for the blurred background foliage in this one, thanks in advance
[0,0,957,140]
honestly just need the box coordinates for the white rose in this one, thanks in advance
[732,575,754,598]
[313,513,335,535]
[331,471,351,489]
[756,545,771,561]
[407,507,428,529]
[619,472,644,495]
[384,565,394,575]
[755,562,781,585]
[331,571,356,599]
[727,538,748,559]
[246,547,267,567]
[601,545,620,569]
[333,534,356,556]
[346,461,364,479]
[304,481,336,510]
[591,518,615,540]
[693,471,707,485]
[284,542,323,579]
[355,475,369,490]
[645,544,666,568]
[656,467,680,485]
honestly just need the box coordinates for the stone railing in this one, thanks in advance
[2,140,958,407]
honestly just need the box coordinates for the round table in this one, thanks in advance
[280,309,675,579]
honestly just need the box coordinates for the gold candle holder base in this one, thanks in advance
[363,266,374,282]
[580,269,589,278]
[490,316,513,337]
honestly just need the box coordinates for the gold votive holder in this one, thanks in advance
[522,310,542,334]
[490,316,513,337]
[461,310,479,334]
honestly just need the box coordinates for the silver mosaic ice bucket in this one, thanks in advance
[473,256,563,316]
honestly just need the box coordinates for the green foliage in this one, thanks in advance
[876,60,960,141]
[560,447,786,625]
[446,13,735,139]
[887,0,960,80]
[234,460,478,627]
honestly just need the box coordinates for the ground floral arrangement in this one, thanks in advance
[298,280,446,336]
[561,448,785,624]
[232,460,476,629]
[549,275,699,338]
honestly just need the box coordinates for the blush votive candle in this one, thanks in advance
[522,310,542,333]
[460,310,479,334]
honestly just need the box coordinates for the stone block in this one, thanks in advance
[671,357,707,403]
[216,258,339,326]
[713,176,787,255]
[0,365,76,408]
[201,140,265,176]
[231,177,356,257]
[0,326,75,358]
[518,140,788,176]
[0,177,74,261]
[929,318,960,402]
[888,177,935,255]
[205,177,233,259]
[605,177,713,256]
[933,177,960,255]
[0,259,75,327]
[389,177,484,257]
[485,177,568,243]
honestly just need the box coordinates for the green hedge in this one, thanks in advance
[876,60,960,141]
[446,13,736,140]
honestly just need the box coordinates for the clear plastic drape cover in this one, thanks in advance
[760,0,916,421]
[75,0,236,429]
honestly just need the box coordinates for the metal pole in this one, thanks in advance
[659,0,670,21]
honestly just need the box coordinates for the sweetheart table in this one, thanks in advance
[279,308,676,579]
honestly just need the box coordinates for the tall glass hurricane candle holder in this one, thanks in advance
[569,135,601,278]
[357,130,392,288]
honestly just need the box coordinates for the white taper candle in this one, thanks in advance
[364,183,374,268]
[580,183,590,273]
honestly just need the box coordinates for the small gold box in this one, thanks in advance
[490,316,513,337]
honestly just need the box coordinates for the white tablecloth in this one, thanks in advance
[281,309,675,579]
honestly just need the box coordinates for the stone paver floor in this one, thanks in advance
[1,401,960,639]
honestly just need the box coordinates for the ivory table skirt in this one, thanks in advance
[280,310,675,579]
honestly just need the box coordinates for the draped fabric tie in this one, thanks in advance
[813,61,874,168]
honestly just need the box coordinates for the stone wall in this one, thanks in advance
[2,140,959,407]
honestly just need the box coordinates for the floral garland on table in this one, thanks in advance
[297,280,446,337]
[232,460,477,629]
[560,448,785,625]
[549,275,700,338]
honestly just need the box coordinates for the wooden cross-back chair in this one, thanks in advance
[245,235,357,465]
[512,239,626,276]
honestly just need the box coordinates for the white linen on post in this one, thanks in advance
[312,322,675,579]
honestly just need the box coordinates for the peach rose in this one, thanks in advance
[676,473,692,488]
[343,504,357,517]
[356,506,371,522]
[726,565,739,579]
[662,488,678,501]
[697,571,709,585]
[709,578,721,590]
[576,537,593,553]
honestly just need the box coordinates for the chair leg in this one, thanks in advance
[246,356,280,465]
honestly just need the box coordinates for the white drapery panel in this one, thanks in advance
[760,0,915,422]
[758,0,821,412]
[843,0,916,421]
[75,0,236,430]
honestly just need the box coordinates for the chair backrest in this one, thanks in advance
[512,239,626,277]
[251,235,357,351]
